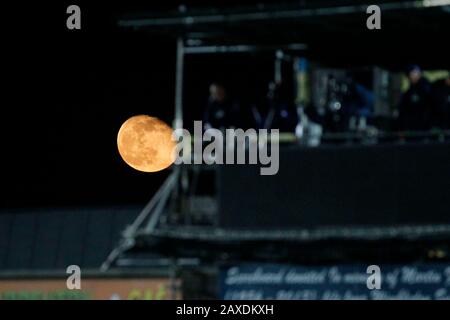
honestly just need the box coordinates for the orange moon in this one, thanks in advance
[117,115,176,172]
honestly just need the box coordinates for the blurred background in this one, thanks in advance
[1,0,449,299]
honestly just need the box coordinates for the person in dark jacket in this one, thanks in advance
[398,65,432,131]
[203,82,241,130]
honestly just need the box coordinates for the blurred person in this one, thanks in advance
[203,82,251,130]
[430,74,450,129]
[264,81,298,132]
[397,65,432,131]
[346,79,374,119]
[340,76,374,132]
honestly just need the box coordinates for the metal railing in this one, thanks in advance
[100,168,180,272]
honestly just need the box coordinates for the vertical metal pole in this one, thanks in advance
[174,37,184,130]
[274,50,283,84]
[174,37,185,226]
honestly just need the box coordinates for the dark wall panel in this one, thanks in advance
[219,143,450,228]
[5,214,36,269]
[0,214,13,269]
[32,211,64,269]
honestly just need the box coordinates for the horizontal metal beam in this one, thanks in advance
[118,1,447,29]
[183,43,307,54]
[138,224,450,242]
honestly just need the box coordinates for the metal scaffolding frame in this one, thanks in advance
[101,35,450,271]
[100,167,180,272]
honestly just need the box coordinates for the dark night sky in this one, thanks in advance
[2,0,449,208]
[3,2,178,208]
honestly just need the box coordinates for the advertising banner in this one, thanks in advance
[220,263,450,300]
[0,278,180,300]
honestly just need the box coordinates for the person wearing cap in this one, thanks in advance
[397,65,432,131]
